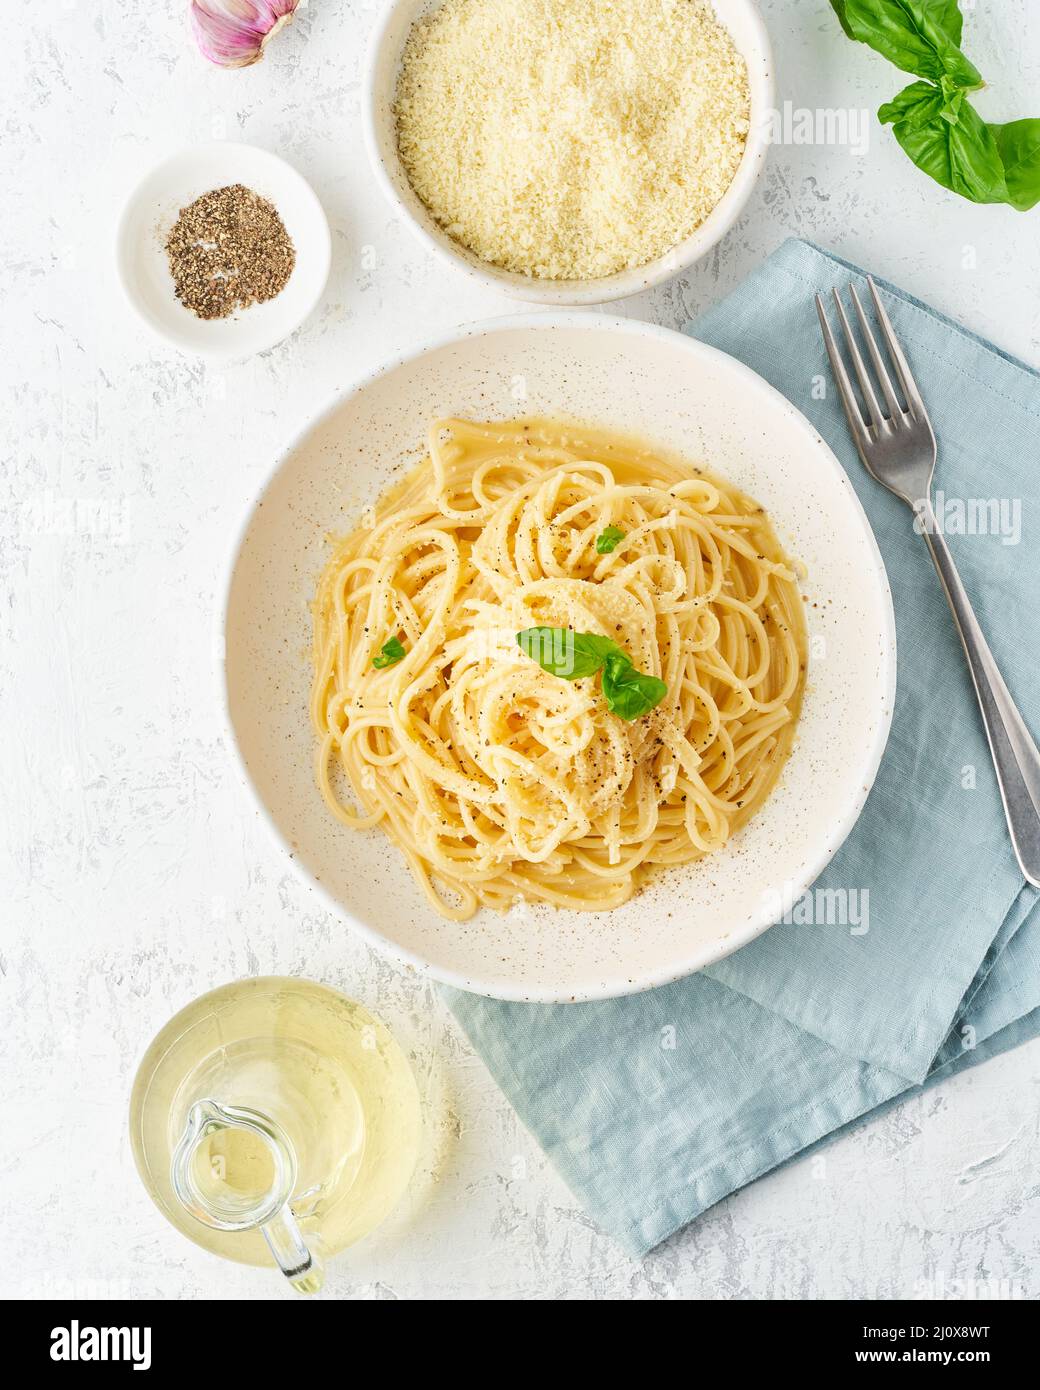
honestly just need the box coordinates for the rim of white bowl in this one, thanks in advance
[361,0,776,306]
[218,313,897,1002]
[114,141,332,364]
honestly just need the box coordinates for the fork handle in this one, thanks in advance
[920,500,1040,887]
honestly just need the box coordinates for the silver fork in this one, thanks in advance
[817,277,1040,887]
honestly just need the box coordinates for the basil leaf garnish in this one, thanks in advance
[372,636,406,669]
[600,651,668,722]
[516,627,618,679]
[595,526,626,555]
[516,628,667,721]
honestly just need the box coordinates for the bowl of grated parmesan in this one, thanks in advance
[364,0,773,304]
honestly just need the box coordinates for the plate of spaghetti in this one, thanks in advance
[224,316,895,1001]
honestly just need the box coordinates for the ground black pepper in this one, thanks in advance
[165,183,296,320]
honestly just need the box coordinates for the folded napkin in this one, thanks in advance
[445,239,1040,1256]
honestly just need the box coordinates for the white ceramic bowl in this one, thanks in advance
[363,0,774,306]
[223,315,896,1002]
[115,143,331,363]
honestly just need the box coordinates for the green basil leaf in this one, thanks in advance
[372,636,406,669]
[832,0,981,89]
[932,0,965,45]
[989,119,1040,211]
[516,627,667,721]
[600,652,667,722]
[889,98,1008,203]
[516,627,617,679]
[595,525,626,555]
[878,79,947,130]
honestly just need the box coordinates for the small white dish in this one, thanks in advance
[363,0,774,306]
[115,142,331,363]
[222,314,897,1002]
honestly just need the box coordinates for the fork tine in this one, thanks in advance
[850,284,902,418]
[815,292,870,453]
[866,275,927,420]
[831,288,884,428]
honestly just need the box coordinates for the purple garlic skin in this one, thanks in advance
[190,0,303,70]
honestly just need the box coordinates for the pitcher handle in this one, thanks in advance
[259,1206,325,1295]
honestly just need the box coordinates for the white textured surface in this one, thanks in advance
[3,0,1040,1300]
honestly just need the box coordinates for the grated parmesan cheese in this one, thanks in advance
[394,0,751,281]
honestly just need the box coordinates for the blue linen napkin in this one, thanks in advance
[444,239,1040,1256]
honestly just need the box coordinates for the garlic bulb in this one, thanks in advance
[190,0,305,70]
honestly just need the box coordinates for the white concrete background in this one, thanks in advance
[3,0,1039,1301]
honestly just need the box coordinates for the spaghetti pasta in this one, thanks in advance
[310,418,806,920]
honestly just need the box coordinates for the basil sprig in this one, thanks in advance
[832,1,1040,210]
[516,627,667,721]
[595,526,626,554]
[372,636,406,669]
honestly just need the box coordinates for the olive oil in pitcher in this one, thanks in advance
[129,977,421,1293]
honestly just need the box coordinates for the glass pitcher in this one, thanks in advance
[129,977,422,1294]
